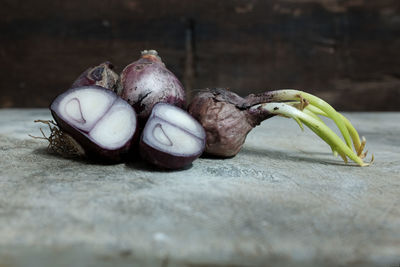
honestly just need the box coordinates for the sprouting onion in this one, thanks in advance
[188,88,372,166]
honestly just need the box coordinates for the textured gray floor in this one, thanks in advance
[0,109,399,267]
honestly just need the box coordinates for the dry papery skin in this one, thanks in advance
[29,120,85,158]
[72,61,120,91]
[187,88,273,157]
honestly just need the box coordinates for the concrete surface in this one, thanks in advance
[0,109,399,267]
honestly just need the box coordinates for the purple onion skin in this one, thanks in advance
[139,103,205,169]
[140,142,198,170]
[187,88,273,158]
[50,86,138,163]
[119,50,185,124]
[71,62,120,91]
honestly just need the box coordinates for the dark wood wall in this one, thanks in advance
[1,0,399,110]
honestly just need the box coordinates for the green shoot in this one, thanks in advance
[267,90,353,150]
[303,105,365,158]
[253,102,369,166]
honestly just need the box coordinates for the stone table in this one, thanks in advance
[0,109,399,267]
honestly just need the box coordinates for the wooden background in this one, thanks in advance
[1,0,399,110]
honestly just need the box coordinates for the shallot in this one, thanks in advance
[71,62,120,91]
[48,86,138,162]
[119,50,185,124]
[140,103,205,169]
[188,88,372,166]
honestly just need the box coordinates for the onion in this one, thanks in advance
[48,86,138,162]
[119,50,185,124]
[140,103,205,169]
[188,88,371,166]
[71,61,120,91]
